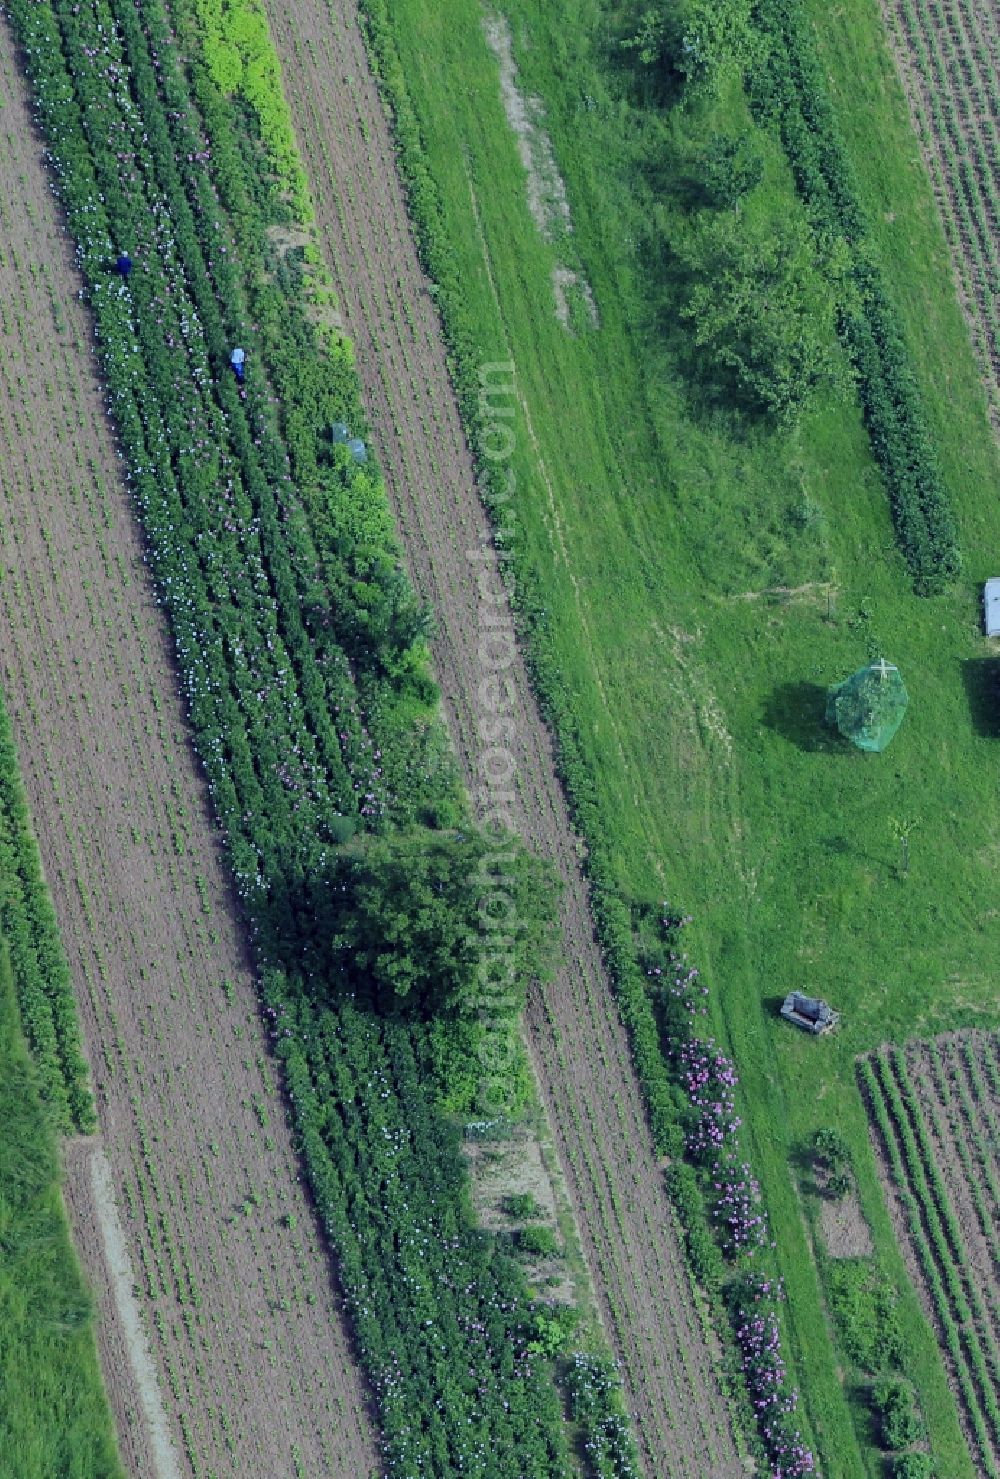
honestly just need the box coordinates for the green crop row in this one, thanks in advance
[0,686,93,1131]
[564,1352,641,1479]
[861,1053,1000,1474]
[269,978,576,1475]
[750,0,961,594]
[3,0,592,1465]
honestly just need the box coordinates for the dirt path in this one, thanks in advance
[0,24,377,1479]
[64,1142,184,1479]
[264,2,743,1471]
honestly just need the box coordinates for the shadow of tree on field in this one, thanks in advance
[762,681,846,752]
[961,658,1000,739]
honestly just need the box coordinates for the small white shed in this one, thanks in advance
[985,579,1000,636]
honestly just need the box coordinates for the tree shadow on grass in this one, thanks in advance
[961,658,1000,738]
[762,681,849,753]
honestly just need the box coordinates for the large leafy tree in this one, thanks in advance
[674,210,846,425]
[625,0,756,98]
[330,827,559,1017]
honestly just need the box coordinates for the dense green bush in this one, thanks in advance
[824,1259,902,1372]
[873,1378,924,1450]
[696,133,765,210]
[623,0,756,98]
[674,209,844,425]
[327,826,559,1016]
[504,1192,545,1220]
[518,1225,560,1258]
[892,1453,933,1479]
[812,1125,855,1198]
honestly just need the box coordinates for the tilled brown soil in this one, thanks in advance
[866,1035,1000,1477]
[0,25,376,1479]
[264,2,743,1472]
[878,0,1000,428]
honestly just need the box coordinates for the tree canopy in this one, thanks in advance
[674,210,846,425]
[624,0,756,98]
[329,826,559,1018]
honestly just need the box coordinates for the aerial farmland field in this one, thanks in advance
[875,0,1000,426]
[263,1,745,1472]
[0,22,376,1477]
[3,0,1000,1473]
[863,1035,1000,1475]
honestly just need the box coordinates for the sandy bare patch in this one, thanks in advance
[552,264,600,332]
[481,12,571,241]
[481,13,601,330]
[818,1190,873,1259]
[88,1144,182,1479]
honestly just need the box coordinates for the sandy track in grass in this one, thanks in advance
[263,1,743,1471]
[0,23,377,1479]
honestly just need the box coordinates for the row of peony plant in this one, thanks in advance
[649,909,816,1477]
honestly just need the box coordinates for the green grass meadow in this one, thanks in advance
[374,0,1000,1471]
[0,939,122,1479]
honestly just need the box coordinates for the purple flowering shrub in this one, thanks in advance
[730,1276,815,1477]
[645,906,817,1477]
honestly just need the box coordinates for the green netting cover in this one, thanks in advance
[826,659,908,752]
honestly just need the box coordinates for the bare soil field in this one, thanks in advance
[879,0,1000,426]
[864,1035,1000,1476]
[263,1,743,1472]
[0,25,376,1479]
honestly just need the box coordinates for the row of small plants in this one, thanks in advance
[0,687,93,1131]
[4,0,632,1466]
[750,0,961,594]
[356,5,815,1473]
[922,1040,1000,1289]
[861,1049,1000,1476]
